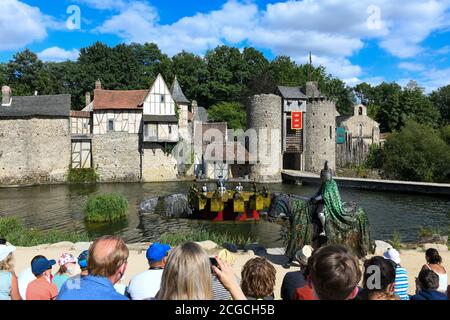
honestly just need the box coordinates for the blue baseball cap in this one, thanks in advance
[31,257,56,276]
[146,243,170,263]
[78,250,89,268]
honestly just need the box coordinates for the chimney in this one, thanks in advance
[95,79,102,90]
[85,92,91,106]
[305,81,320,98]
[191,100,198,118]
[1,86,12,106]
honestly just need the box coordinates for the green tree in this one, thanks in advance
[430,85,450,125]
[171,51,208,103]
[5,49,51,95]
[269,56,299,86]
[381,120,450,182]
[0,63,6,85]
[208,102,247,130]
[204,46,245,105]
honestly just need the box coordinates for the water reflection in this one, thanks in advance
[0,181,449,247]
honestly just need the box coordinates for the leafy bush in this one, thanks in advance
[84,193,128,223]
[365,144,383,169]
[68,168,99,184]
[0,216,89,247]
[208,102,247,130]
[160,229,256,247]
[381,121,450,182]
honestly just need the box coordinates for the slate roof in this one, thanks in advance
[143,115,178,123]
[170,77,190,104]
[0,94,71,118]
[336,115,352,125]
[93,89,147,110]
[193,106,209,122]
[277,86,308,100]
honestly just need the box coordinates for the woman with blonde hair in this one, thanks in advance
[157,242,245,300]
[0,241,21,300]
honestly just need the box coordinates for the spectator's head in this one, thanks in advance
[31,255,56,278]
[146,243,170,268]
[157,242,212,300]
[88,236,129,285]
[57,253,77,275]
[0,243,16,272]
[241,257,276,299]
[418,269,440,291]
[295,245,313,268]
[383,248,401,266]
[78,250,89,272]
[425,248,442,265]
[363,256,396,299]
[307,245,361,300]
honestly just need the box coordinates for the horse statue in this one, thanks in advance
[267,161,374,268]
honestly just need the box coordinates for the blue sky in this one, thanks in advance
[1,0,450,92]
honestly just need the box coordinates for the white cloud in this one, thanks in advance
[0,0,48,50]
[75,0,127,11]
[398,62,426,72]
[37,47,80,62]
[94,0,450,84]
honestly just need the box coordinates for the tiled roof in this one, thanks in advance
[0,94,71,118]
[277,86,308,99]
[93,89,148,110]
[70,110,91,118]
[171,77,190,104]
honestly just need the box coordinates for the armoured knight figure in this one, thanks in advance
[201,183,208,194]
[235,183,244,192]
[310,161,333,236]
[217,177,226,193]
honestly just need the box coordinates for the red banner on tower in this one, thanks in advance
[291,112,303,130]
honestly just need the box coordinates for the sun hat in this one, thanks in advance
[146,243,171,263]
[0,244,16,262]
[78,250,89,269]
[58,253,77,266]
[383,248,401,265]
[295,245,313,265]
[31,257,56,276]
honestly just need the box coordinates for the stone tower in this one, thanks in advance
[247,94,282,183]
[304,82,336,174]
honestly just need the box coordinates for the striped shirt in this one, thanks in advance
[394,266,409,300]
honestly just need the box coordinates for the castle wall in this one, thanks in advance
[0,118,71,185]
[92,132,141,182]
[247,94,282,183]
[304,100,336,174]
[141,143,179,182]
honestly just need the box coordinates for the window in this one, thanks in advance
[160,94,165,103]
[330,126,332,139]
[168,125,172,134]
[358,124,363,137]
[359,107,363,116]
[108,119,114,132]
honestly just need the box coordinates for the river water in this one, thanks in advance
[0,182,449,247]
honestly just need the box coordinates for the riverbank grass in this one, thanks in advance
[68,168,99,184]
[84,193,128,223]
[160,229,257,247]
[0,216,89,247]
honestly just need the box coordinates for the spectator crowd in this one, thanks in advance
[0,236,448,300]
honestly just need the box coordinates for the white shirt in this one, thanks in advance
[127,269,163,300]
[17,267,36,300]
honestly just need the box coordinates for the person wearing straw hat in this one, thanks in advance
[0,241,21,300]
[281,245,313,300]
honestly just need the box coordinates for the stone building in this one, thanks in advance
[246,94,283,182]
[171,76,191,142]
[270,82,336,175]
[0,86,71,185]
[90,81,144,182]
[141,74,180,182]
[70,110,92,169]
[336,104,380,167]
[336,104,380,145]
